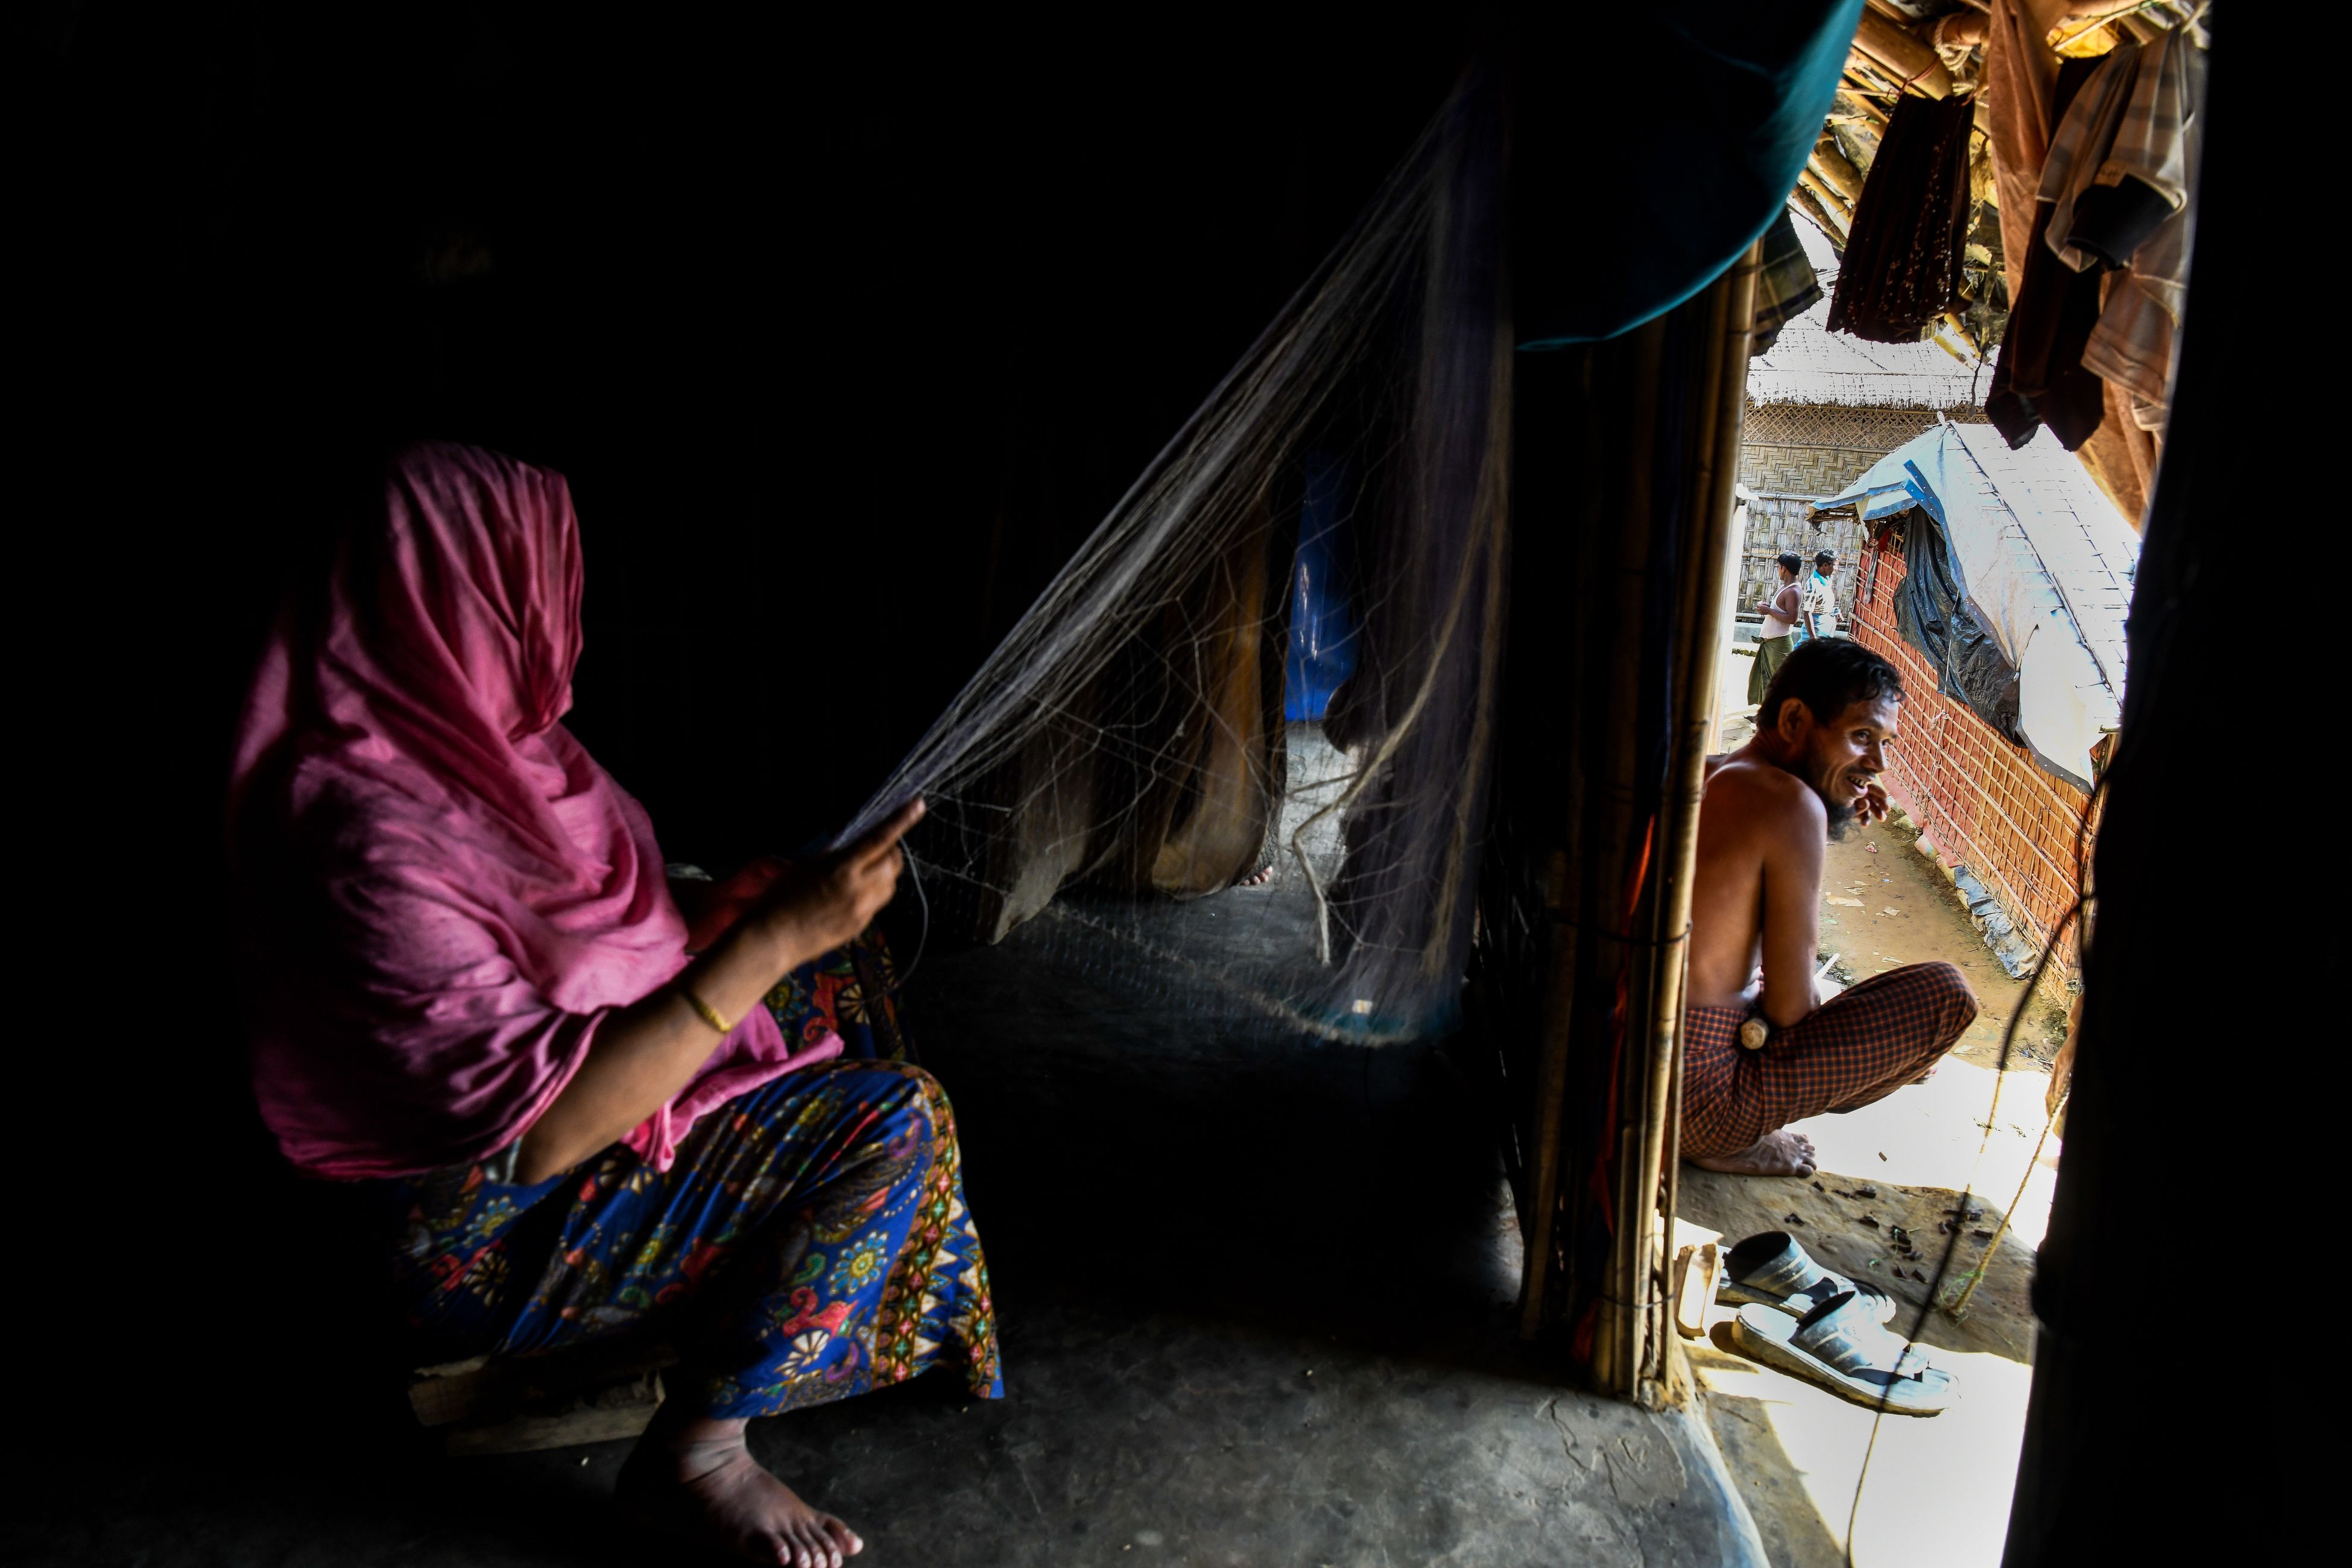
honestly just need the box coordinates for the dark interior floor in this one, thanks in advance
[17,871,1760,1567]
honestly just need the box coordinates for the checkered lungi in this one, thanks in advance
[1681,962,1979,1159]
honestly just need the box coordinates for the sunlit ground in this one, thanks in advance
[1680,1056,2060,1567]
[1801,1055,2061,1250]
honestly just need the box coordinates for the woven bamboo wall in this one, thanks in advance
[1737,496,1864,622]
[1851,522,2090,972]
[1734,402,1987,625]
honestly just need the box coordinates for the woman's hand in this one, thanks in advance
[743,800,925,973]
[513,800,925,1184]
[680,858,789,953]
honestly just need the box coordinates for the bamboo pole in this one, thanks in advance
[1843,60,1903,101]
[1855,11,1955,97]
[1710,505,1747,753]
[1932,11,1990,49]
[1836,86,1891,127]
[1517,255,1758,1396]
[2051,2,2148,52]
[1630,242,1758,1401]
[1596,323,1668,1398]
[1810,138,1866,204]
[1789,186,1847,248]
[1795,169,1854,238]
[1515,850,1579,1339]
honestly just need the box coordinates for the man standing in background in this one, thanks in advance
[1801,549,1839,641]
[1747,552,1804,706]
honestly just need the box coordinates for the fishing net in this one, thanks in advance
[838,77,1510,1044]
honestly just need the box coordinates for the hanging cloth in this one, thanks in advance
[1985,55,2110,450]
[1750,209,1824,357]
[1982,0,2072,305]
[1825,90,1978,344]
[2073,25,2201,430]
[2040,40,2148,270]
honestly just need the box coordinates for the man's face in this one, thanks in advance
[1815,559,1833,577]
[1778,564,1797,584]
[1782,693,1898,834]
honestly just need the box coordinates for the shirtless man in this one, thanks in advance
[1747,553,1805,706]
[1683,638,1979,1177]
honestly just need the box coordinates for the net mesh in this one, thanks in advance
[842,76,1509,1044]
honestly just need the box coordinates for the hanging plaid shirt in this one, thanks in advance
[1751,209,1824,358]
[2079,26,2201,423]
[2041,27,2202,428]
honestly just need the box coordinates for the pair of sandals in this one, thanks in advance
[1716,1230,1957,1416]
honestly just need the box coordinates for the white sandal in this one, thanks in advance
[1729,1292,1957,1416]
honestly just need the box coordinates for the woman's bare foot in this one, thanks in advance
[1691,1128,1817,1177]
[618,1414,862,1567]
[1238,865,1274,887]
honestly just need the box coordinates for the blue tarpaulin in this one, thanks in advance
[1284,454,1359,722]
[1820,422,2139,789]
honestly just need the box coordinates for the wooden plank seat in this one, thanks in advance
[408,1338,678,1457]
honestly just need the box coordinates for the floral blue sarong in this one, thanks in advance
[376,934,1002,1418]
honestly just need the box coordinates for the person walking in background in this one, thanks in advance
[1801,549,1839,641]
[1747,552,1804,705]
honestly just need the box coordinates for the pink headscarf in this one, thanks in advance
[232,442,832,1180]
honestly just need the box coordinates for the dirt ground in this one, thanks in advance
[1681,665,2068,1567]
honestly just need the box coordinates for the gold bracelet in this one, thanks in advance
[681,988,733,1035]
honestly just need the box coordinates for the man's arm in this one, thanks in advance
[1757,787,1827,1027]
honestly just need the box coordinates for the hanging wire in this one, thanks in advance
[878,849,931,1002]
[1839,762,2108,1566]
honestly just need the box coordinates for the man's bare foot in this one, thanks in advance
[618,1415,862,1567]
[1238,865,1274,887]
[1691,1128,1817,1177]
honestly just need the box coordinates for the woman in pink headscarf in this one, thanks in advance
[232,441,999,1567]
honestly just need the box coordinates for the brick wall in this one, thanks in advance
[1851,521,2091,974]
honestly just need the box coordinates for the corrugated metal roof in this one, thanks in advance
[1748,214,1986,411]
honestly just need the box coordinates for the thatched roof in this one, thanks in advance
[1750,215,1986,409]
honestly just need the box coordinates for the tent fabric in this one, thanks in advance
[1515,0,1864,347]
[1819,422,2138,788]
